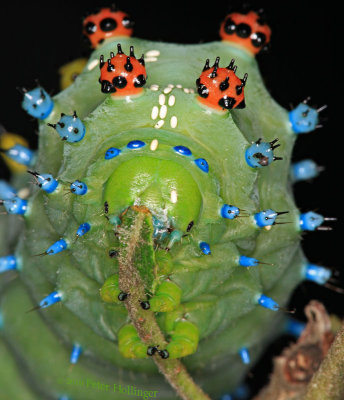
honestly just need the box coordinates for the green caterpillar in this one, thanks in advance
[0,5,333,400]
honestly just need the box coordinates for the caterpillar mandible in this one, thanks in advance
[0,2,339,400]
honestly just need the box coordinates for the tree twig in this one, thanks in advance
[253,301,336,400]
[118,206,211,400]
[303,323,344,400]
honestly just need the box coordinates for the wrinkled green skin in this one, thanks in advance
[0,34,306,400]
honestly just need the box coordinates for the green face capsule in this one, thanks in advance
[103,156,203,232]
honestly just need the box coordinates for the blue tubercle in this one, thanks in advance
[173,145,192,156]
[284,318,306,338]
[39,291,62,308]
[257,294,279,311]
[299,211,325,231]
[76,223,91,238]
[48,112,86,142]
[220,395,233,400]
[70,180,88,195]
[238,347,250,364]
[0,180,16,200]
[254,209,289,228]
[239,255,259,267]
[21,87,54,119]
[194,158,209,173]
[304,263,332,285]
[0,197,28,215]
[0,255,17,274]
[221,204,240,220]
[231,384,250,400]
[45,239,68,255]
[291,159,321,182]
[70,343,82,364]
[289,102,319,134]
[28,171,58,193]
[245,138,281,168]
[58,397,70,400]
[127,140,146,149]
[254,209,278,228]
[105,147,121,159]
[199,242,211,255]
[0,311,3,329]
[3,144,35,167]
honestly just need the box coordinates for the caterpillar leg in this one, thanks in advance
[100,274,182,312]
[99,274,125,304]
[164,320,199,359]
[149,280,182,312]
[118,324,148,358]
[118,320,199,360]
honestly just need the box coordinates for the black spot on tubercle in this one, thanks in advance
[224,18,236,35]
[101,80,116,93]
[124,57,133,72]
[134,75,146,87]
[100,18,117,32]
[107,63,114,72]
[113,76,127,89]
[236,23,251,38]
[218,96,236,109]
[236,85,243,95]
[220,77,229,91]
[251,32,266,48]
[122,16,134,28]
[85,21,96,34]
[198,84,209,98]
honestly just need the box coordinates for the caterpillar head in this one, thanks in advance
[220,10,271,55]
[196,57,247,111]
[82,6,134,49]
[103,142,203,235]
[99,44,147,96]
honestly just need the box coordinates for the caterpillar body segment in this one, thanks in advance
[0,6,328,400]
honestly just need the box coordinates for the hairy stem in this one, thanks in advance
[304,324,344,400]
[117,206,211,400]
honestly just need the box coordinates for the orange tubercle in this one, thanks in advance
[83,8,134,49]
[99,44,147,97]
[196,58,247,111]
[220,10,271,56]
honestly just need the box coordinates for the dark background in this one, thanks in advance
[0,0,340,396]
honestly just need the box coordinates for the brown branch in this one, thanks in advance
[303,323,344,400]
[253,301,336,400]
[118,206,211,400]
